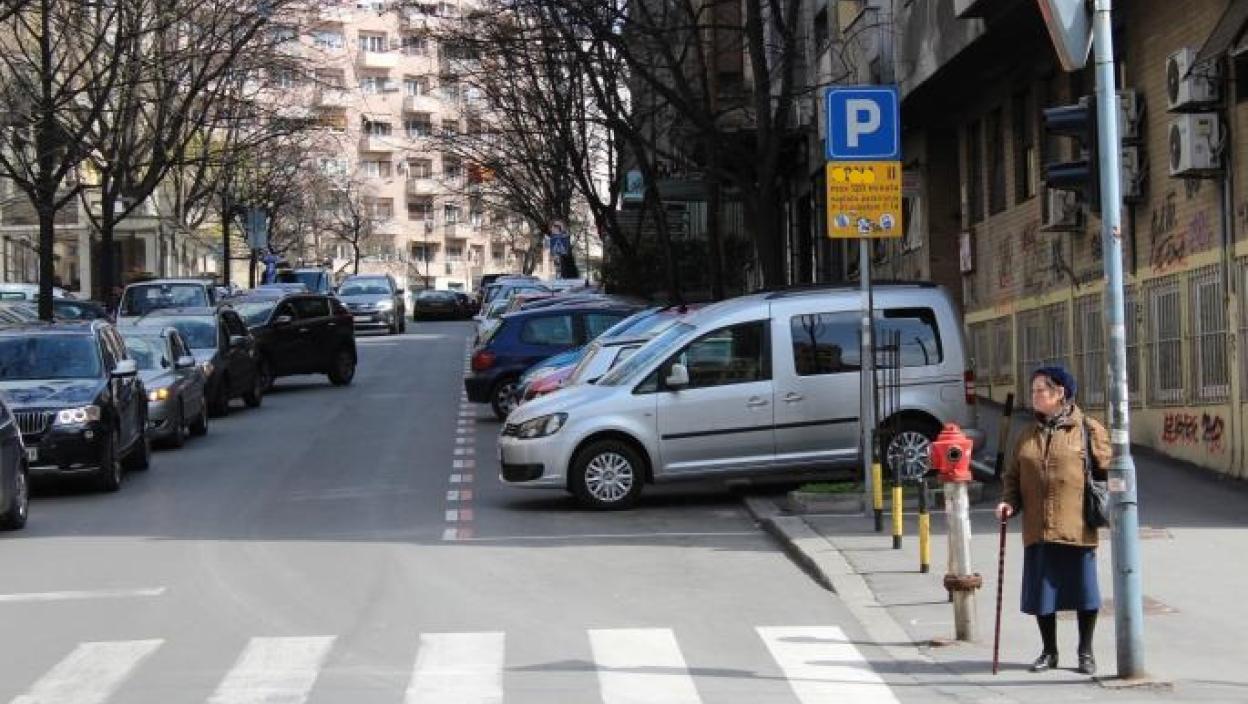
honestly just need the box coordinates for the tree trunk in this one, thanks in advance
[37,207,55,321]
[99,195,117,308]
[743,192,784,289]
[707,172,725,300]
[221,195,232,288]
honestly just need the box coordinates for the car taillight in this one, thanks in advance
[471,350,495,372]
[964,369,977,405]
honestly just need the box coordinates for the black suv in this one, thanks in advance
[232,291,358,387]
[0,321,150,492]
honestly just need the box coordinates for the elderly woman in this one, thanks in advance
[996,366,1111,675]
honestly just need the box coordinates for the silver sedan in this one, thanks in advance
[121,327,208,447]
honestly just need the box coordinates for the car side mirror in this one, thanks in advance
[665,363,690,390]
[175,355,196,369]
[112,359,138,378]
[274,315,293,326]
[229,334,248,349]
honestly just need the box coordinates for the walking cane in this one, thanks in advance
[992,518,1008,674]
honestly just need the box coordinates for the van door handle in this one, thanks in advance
[747,397,769,408]
[298,328,309,333]
[783,392,804,403]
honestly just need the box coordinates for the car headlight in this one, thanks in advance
[54,405,101,426]
[200,362,214,376]
[148,388,170,402]
[516,413,567,439]
[375,299,394,311]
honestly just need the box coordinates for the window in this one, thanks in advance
[443,158,463,181]
[364,120,392,136]
[358,33,386,53]
[404,77,430,96]
[790,312,859,375]
[585,313,625,339]
[402,35,427,55]
[313,31,344,50]
[446,244,463,260]
[1013,89,1037,202]
[877,308,943,367]
[966,120,984,224]
[359,76,381,93]
[368,199,394,219]
[1016,303,1069,402]
[1147,277,1183,404]
[443,204,460,224]
[408,198,433,220]
[320,158,348,177]
[521,315,576,345]
[1125,286,1141,403]
[987,108,1006,214]
[1189,266,1228,402]
[441,119,459,135]
[406,118,432,138]
[270,24,297,42]
[409,159,432,178]
[412,244,435,262]
[316,70,344,88]
[270,68,298,89]
[360,160,392,178]
[492,246,505,264]
[992,316,1012,382]
[441,81,463,101]
[1074,294,1105,407]
[291,298,330,320]
[671,322,770,388]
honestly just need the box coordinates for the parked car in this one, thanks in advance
[122,307,264,416]
[0,321,150,492]
[118,279,218,320]
[337,274,406,334]
[478,280,551,318]
[454,291,479,316]
[232,292,358,387]
[496,284,982,509]
[0,302,38,325]
[465,302,641,419]
[413,290,466,320]
[254,283,309,295]
[275,268,333,295]
[119,327,208,447]
[512,346,586,407]
[0,283,69,300]
[2,298,109,323]
[0,395,29,529]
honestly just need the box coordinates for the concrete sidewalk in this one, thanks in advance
[745,402,1248,703]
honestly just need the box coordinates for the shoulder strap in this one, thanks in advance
[1082,418,1096,475]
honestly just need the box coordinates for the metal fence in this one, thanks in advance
[1146,274,1184,405]
[1016,302,1069,399]
[1186,265,1229,403]
[1074,294,1105,407]
[992,316,1013,382]
[1124,286,1142,405]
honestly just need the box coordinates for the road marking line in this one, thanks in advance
[11,639,162,704]
[406,632,504,704]
[456,437,472,445]
[442,528,458,541]
[453,459,475,469]
[457,508,474,522]
[453,448,475,456]
[447,490,460,501]
[757,626,899,704]
[458,412,473,418]
[456,531,759,542]
[456,428,472,436]
[207,636,335,704]
[590,628,703,704]
[450,473,474,483]
[0,587,167,603]
[445,509,459,522]
[459,489,474,501]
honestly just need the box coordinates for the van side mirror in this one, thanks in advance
[112,359,137,378]
[273,315,293,326]
[175,355,196,369]
[665,363,690,390]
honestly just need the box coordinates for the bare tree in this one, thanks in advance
[322,175,388,275]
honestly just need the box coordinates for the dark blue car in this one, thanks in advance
[465,303,640,419]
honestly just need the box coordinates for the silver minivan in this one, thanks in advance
[497,284,981,509]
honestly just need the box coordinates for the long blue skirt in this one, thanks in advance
[1020,542,1101,616]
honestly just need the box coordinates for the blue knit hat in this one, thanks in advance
[1033,366,1077,401]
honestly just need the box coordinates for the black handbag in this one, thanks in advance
[1082,419,1111,529]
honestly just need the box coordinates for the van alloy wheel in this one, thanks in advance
[886,429,933,483]
[583,452,634,503]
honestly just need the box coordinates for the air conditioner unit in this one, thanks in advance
[1121,145,1143,200]
[1166,48,1218,111]
[1117,89,1142,141]
[1169,113,1221,176]
[1042,189,1083,232]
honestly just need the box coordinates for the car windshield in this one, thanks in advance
[233,301,277,326]
[339,280,391,296]
[120,283,208,316]
[567,341,602,383]
[597,322,694,386]
[0,335,102,380]
[277,270,323,291]
[122,335,170,371]
[141,317,217,350]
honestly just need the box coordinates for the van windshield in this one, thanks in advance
[121,284,208,316]
[597,323,694,386]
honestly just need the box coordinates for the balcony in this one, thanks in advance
[315,88,351,108]
[357,51,400,70]
[318,5,351,23]
[406,178,438,195]
[358,134,395,153]
[403,94,440,114]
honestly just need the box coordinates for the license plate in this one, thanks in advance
[353,315,372,322]
[25,448,37,462]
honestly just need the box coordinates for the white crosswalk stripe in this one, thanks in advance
[757,626,901,704]
[589,628,703,704]
[207,636,335,704]
[404,632,504,704]
[6,627,902,703]
[9,639,162,704]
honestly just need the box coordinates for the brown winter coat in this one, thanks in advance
[1001,405,1112,548]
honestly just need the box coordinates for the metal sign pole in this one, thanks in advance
[860,240,875,517]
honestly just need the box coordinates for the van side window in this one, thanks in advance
[672,321,770,388]
[791,313,860,375]
[878,307,943,367]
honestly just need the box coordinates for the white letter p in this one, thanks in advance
[846,99,881,148]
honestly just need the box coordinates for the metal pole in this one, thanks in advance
[1093,0,1145,679]
[993,392,1015,480]
[860,240,876,520]
[945,480,978,641]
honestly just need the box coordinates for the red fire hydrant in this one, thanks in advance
[930,423,974,483]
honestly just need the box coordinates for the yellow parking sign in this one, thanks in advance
[826,161,903,239]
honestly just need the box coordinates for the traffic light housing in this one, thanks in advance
[1042,95,1100,213]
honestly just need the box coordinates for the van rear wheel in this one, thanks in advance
[570,440,644,510]
[883,418,940,483]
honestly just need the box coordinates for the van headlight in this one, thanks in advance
[516,413,567,439]
[148,387,170,402]
[54,405,101,426]
[375,299,394,311]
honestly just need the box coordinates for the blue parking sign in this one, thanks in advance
[825,86,900,161]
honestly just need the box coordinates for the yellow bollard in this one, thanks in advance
[872,463,884,532]
[919,510,931,572]
[891,484,903,549]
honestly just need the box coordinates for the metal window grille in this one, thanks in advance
[1124,286,1142,404]
[1239,259,1248,401]
[1074,294,1105,407]
[1042,302,1069,370]
[969,321,990,394]
[1146,275,1184,404]
[1016,303,1069,402]
[992,316,1013,383]
[1188,265,1229,402]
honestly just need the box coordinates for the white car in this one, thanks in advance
[0,283,69,301]
[498,284,981,509]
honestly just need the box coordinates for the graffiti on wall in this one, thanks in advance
[996,235,1014,290]
[1150,191,1185,274]
[1161,412,1226,454]
[1020,220,1050,294]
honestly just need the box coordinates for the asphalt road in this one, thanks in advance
[0,322,934,703]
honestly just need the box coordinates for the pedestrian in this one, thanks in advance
[996,365,1110,675]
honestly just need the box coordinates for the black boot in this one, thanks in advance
[1076,609,1098,675]
[1031,614,1057,672]
[1030,652,1058,672]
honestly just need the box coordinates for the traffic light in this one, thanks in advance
[1042,95,1100,213]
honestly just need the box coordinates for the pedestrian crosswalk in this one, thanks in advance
[5,626,902,704]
